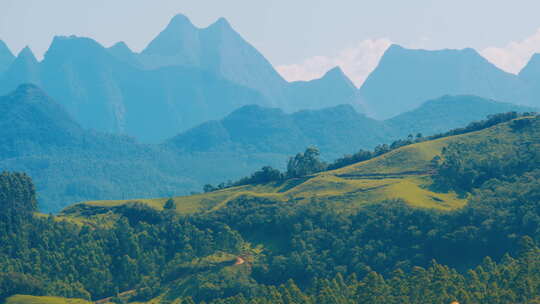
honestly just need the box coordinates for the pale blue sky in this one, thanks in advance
[1,0,540,85]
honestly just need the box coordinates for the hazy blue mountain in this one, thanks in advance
[286,67,358,110]
[36,36,128,134]
[0,85,281,212]
[358,44,533,119]
[1,46,41,91]
[140,14,360,112]
[0,19,356,143]
[169,104,389,159]
[0,15,362,143]
[107,41,142,67]
[140,14,202,68]
[387,95,537,137]
[0,40,14,75]
[140,14,288,107]
[170,94,537,161]
[0,35,266,143]
[0,84,83,157]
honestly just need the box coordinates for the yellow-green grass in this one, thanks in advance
[67,119,529,217]
[5,295,91,304]
[34,212,89,226]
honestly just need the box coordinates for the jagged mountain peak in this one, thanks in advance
[17,46,38,62]
[141,14,199,58]
[108,41,140,66]
[44,35,109,62]
[321,66,356,88]
[359,44,528,119]
[168,13,195,28]
[207,17,233,31]
[322,66,346,79]
[110,41,132,51]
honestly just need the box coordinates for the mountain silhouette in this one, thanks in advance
[0,40,14,75]
[358,44,534,119]
[0,15,357,142]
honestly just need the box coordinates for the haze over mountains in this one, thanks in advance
[1,13,539,144]
[0,14,357,143]
[0,84,532,212]
[5,4,540,303]
[358,45,538,119]
[0,13,539,212]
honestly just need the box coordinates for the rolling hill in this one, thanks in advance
[4,113,540,304]
[168,103,390,159]
[67,113,538,217]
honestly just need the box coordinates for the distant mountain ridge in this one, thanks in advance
[169,94,535,158]
[357,44,536,119]
[140,14,289,107]
[387,94,537,137]
[2,16,540,144]
[0,35,270,143]
[0,85,534,212]
[168,104,389,159]
[0,15,357,143]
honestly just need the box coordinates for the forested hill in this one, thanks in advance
[167,104,390,158]
[3,113,540,303]
[168,94,535,159]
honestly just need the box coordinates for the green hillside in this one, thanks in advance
[71,113,538,218]
[5,113,540,304]
[66,120,487,216]
[5,295,91,304]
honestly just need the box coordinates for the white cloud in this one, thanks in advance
[480,28,540,74]
[276,38,392,87]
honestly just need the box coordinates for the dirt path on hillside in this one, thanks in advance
[94,289,137,304]
[234,256,245,266]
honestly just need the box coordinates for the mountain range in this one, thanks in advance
[4,14,539,144]
[0,84,533,212]
[357,44,539,119]
[3,12,540,304]
[0,15,357,143]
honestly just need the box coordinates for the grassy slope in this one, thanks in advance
[65,122,518,216]
[5,295,91,304]
[64,117,535,216]
[21,117,536,304]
